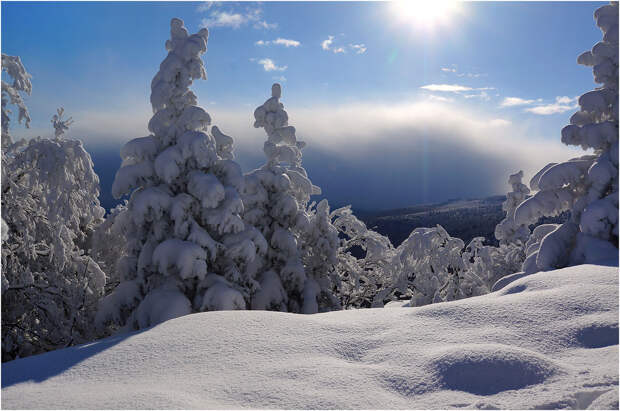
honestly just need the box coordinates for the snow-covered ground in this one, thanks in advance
[2,264,618,409]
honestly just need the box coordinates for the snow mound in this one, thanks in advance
[429,344,559,395]
[2,264,618,409]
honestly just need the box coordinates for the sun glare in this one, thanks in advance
[389,1,463,32]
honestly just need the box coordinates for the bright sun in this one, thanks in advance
[389,1,463,32]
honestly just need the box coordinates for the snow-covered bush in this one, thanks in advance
[98,19,266,331]
[332,207,494,308]
[395,226,489,306]
[2,107,106,361]
[331,206,398,308]
[51,108,74,139]
[495,171,530,246]
[244,83,340,313]
[515,2,619,273]
[1,53,31,148]
[91,202,129,294]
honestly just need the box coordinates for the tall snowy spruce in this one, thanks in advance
[2,104,106,361]
[515,2,619,274]
[243,84,340,313]
[98,19,266,330]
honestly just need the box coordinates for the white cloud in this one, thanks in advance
[254,20,277,30]
[441,66,485,78]
[68,100,580,209]
[272,76,287,82]
[500,97,538,107]
[420,84,473,92]
[322,35,364,55]
[258,38,301,47]
[321,35,334,51]
[200,7,276,30]
[555,96,578,105]
[489,118,512,127]
[464,90,491,101]
[196,1,215,12]
[525,98,578,115]
[201,11,246,29]
[500,96,579,115]
[350,44,367,54]
[457,72,484,78]
[273,38,300,47]
[256,58,287,72]
[427,95,454,103]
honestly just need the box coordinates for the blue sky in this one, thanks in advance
[1,1,606,210]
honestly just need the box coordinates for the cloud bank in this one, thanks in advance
[208,100,580,209]
[67,100,579,210]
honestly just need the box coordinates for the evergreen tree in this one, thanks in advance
[244,83,339,313]
[98,18,266,330]
[515,2,618,273]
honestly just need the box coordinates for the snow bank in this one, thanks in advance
[2,264,618,409]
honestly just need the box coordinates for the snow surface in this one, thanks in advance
[2,264,618,409]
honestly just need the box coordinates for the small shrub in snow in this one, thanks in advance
[98,19,266,330]
[515,2,619,273]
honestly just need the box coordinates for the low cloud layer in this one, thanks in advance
[61,100,580,210]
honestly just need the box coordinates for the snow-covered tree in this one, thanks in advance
[395,226,488,307]
[51,108,74,140]
[243,83,340,313]
[97,18,266,331]
[332,206,492,308]
[495,171,530,246]
[331,206,396,308]
[515,2,619,273]
[1,53,31,148]
[2,108,106,361]
[298,199,342,312]
[91,202,129,294]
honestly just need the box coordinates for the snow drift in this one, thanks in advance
[2,264,618,409]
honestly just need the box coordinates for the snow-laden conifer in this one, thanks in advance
[2,107,106,361]
[244,83,339,313]
[1,53,31,148]
[515,2,619,273]
[98,18,266,330]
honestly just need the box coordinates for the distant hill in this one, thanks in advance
[356,195,570,247]
[357,196,508,247]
